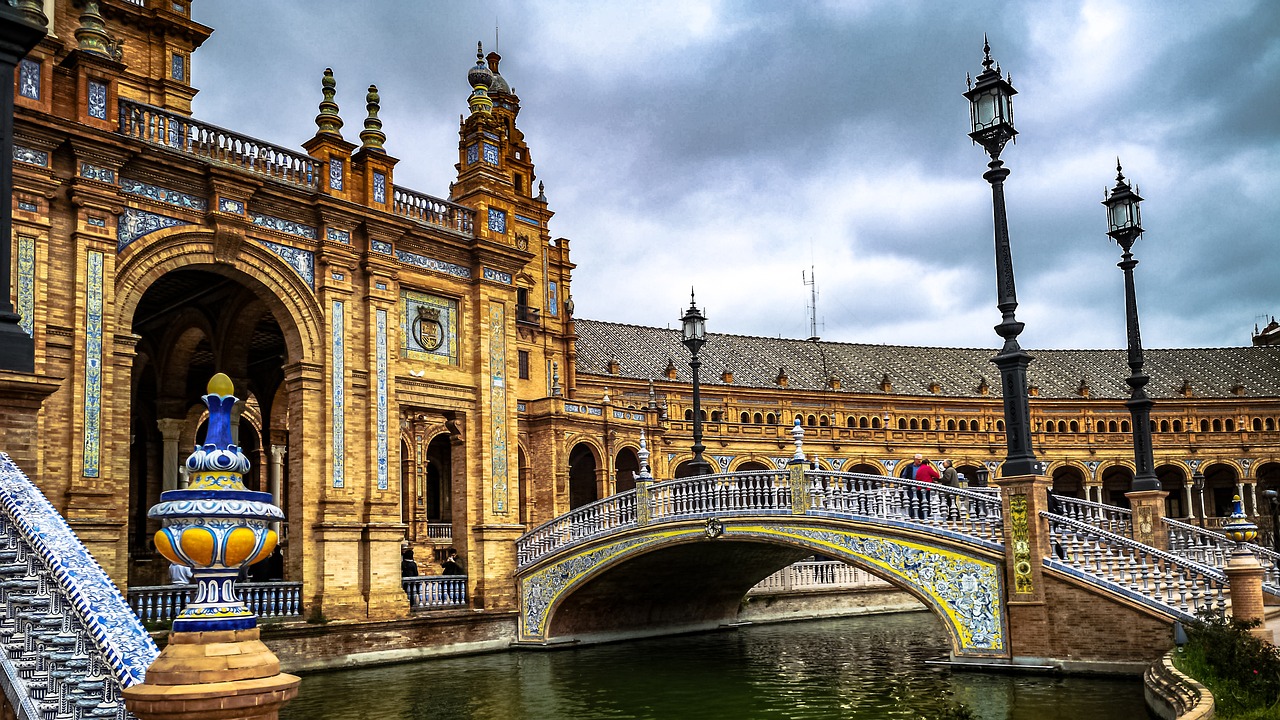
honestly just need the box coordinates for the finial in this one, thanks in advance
[14,0,48,27]
[637,430,652,479]
[791,418,805,462]
[648,379,657,409]
[360,84,386,151]
[536,180,546,202]
[315,68,344,137]
[982,35,993,71]
[75,1,113,58]
[551,361,562,396]
[467,41,495,115]
[1115,157,1125,183]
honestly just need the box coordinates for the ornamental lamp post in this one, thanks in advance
[964,38,1041,478]
[681,291,712,477]
[1264,489,1280,556]
[1192,470,1206,528]
[1103,162,1160,493]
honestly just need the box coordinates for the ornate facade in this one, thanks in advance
[8,0,1280,623]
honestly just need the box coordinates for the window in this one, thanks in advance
[859,417,869,429]
[848,417,857,428]
[1097,421,1106,433]
[1173,420,1183,432]
[1225,419,1235,432]
[684,409,693,421]
[806,415,815,427]
[819,415,829,427]
[517,350,529,379]
[740,412,750,424]
[754,413,763,424]
[1120,420,1131,432]
[1255,418,1265,432]
[1069,421,1079,433]
[871,417,881,429]
[1200,419,1209,432]
[947,419,956,431]
[1161,420,1171,433]
[1108,421,1119,433]
[897,418,907,430]
[514,173,524,194]
[909,419,919,430]
[1268,418,1276,431]
[921,419,930,431]
[1212,419,1222,432]
[710,411,722,422]
[766,413,776,425]
[996,420,1005,431]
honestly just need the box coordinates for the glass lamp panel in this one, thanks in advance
[976,91,997,128]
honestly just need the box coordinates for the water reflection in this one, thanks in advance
[281,612,1146,720]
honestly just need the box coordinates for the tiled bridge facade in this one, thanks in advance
[515,429,1275,668]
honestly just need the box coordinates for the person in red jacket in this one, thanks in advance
[911,456,940,519]
[915,457,940,483]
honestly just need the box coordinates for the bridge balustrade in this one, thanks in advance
[1043,511,1227,621]
[127,582,304,623]
[516,471,1005,569]
[748,560,888,594]
[402,575,467,610]
[1052,495,1133,535]
[1163,517,1280,594]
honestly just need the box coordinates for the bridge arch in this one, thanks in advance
[516,516,1007,659]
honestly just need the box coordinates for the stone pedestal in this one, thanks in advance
[0,370,60,472]
[122,628,299,720]
[1224,551,1273,643]
[1125,489,1169,551]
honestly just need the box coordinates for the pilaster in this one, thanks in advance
[1125,489,1169,551]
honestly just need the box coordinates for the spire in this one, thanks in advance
[315,68,344,137]
[75,1,114,58]
[536,181,546,202]
[467,41,494,115]
[360,84,386,151]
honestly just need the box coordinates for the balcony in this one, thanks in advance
[516,304,541,326]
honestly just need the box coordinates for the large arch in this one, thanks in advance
[1050,465,1085,499]
[1203,462,1241,518]
[569,443,600,510]
[516,517,1006,659]
[614,447,639,494]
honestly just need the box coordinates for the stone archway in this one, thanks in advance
[614,447,639,494]
[1051,466,1086,499]
[569,443,600,509]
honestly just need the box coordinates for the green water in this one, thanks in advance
[281,612,1148,720]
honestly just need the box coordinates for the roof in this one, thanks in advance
[573,318,1280,401]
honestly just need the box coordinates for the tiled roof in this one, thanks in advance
[574,319,1280,400]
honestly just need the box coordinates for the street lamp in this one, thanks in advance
[680,291,711,476]
[1192,471,1205,528]
[1264,489,1280,556]
[964,38,1040,478]
[1103,161,1159,493]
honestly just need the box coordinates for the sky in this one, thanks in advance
[189,1,1279,351]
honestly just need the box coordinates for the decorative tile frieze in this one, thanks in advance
[331,300,345,488]
[372,171,386,203]
[258,239,315,288]
[121,178,208,211]
[482,267,512,284]
[326,228,350,244]
[16,236,33,335]
[487,207,506,234]
[517,402,527,412]
[482,142,499,166]
[371,239,393,255]
[329,158,344,191]
[83,251,104,478]
[79,162,116,183]
[17,200,37,212]
[466,144,478,165]
[87,80,107,120]
[395,249,471,279]
[87,217,106,227]
[330,272,344,281]
[547,281,559,317]
[489,302,508,513]
[251,212,318,240]
[402,289,458,364]
[13,145,48,166]
[171,53,185,81]
[117,208,191,251]
[376,308,389,491]
[18,58,39,100]
[515,213,539,226]
[218,197,244,214]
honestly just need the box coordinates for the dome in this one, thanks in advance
[467,42,492,89]
[489,72,510,94]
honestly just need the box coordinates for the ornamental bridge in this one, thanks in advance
[515,430,1280,668]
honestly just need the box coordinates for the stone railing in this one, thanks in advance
[1164,517,1280,594]
[516,470,1005,569]
[1144,651,1214,720]
[424,523,453,541]
[748,560,889,595]
[0,452,159,717]
[128,581,304,623]
[118,98,322,190]
[402,575,467,610]
[1044,512,1227,621]
[1053,495,1132,536]
[392,186,475,235]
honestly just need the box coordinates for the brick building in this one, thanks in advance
[8,0,1280,623]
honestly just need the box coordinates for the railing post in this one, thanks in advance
[1126,488,1169,551]
[995,472,1053,661]
[788,420,808,515]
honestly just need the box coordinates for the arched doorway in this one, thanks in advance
[1156,464,1187,518]
[1203,463,1240,518]
[425,435,453,523]
[1100,466,1134,507]
[615,448,639,494]
[1051,466,1085,499]
[128,268,291,586]
[955,464,983,487]
[569,444,599,509]
[849,462,883,476]
[735,461,771,473]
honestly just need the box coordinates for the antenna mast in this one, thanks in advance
[803,266,820,341]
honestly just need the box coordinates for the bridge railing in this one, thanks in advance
[402,575,467,610]
[0,453,159,717]
[1052,495,1132,535]
[1043,511,1227,622]
[1163,517,1280,594]
[748,559,889,594]
[128,581,304,623]
[516,470,1005,570]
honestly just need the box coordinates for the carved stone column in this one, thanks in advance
[270,444,285,535]
[156,417,184,493]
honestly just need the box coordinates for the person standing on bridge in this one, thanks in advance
[913,456,940,519]
[940,459,960,520]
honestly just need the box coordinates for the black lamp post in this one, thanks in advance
[1103,162,1159,492]
[1192,470,1205,528]
[1264,489,1280,555]
[680,291,711,476]
[964,39,1040,478]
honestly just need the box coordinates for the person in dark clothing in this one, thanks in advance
[441,548,465,576]
[400,547,419,578]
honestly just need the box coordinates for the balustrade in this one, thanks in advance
[748,560,889,594]
[425,523,453,541]
[402,575,467,610]
[118,99,321,189]
[1052,495,1133,536]
[392,186,475,234]
[128,581,304,623]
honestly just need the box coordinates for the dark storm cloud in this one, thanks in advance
[190,1,1279,350]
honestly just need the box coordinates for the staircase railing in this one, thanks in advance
[516,471,1005,569]
[1051,495,1132,535]
[1044,511,1227,622]
[1163,517,1280,594]
[0,452,159,719]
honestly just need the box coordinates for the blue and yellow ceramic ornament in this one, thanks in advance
[149,373,285,632]
[1222,494,1258,546]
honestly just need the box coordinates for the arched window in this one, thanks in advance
[1120,420,1131,432]
[766,413,776,425]
[806,414,816,427]
[820,415,829,427]
[1108,420,1118,433]
[847,417,857,428]
[1096,421,1106,433]
[996,420,1005,431]
[754,413,763,424]
[1058,421,1068,433]
[871,417,882,429]
[1268,418,1276,431]
[860,416,869,428]
[1212,419,1222,432]
[898,418,907,430]
[1225,419,1235,432]
[921,419,931,430]
[740,412,751,424]
[1160,420,1170,432]
[947,419,956,431]
[909,419,919,430]
[684,409,693,421]
[1173,419,1183,432]
[1149,420,1156,432]
[710,410,721,422]
[1200,419,1210,432]
[1069,421,1079,433]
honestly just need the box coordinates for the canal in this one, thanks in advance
[280,612,1148,719]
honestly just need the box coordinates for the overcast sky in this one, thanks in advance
[190,1,1278,350]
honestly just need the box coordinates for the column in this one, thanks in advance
[156,417,183,493]
[270,444,285,535]
[1183,483,1195,520]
